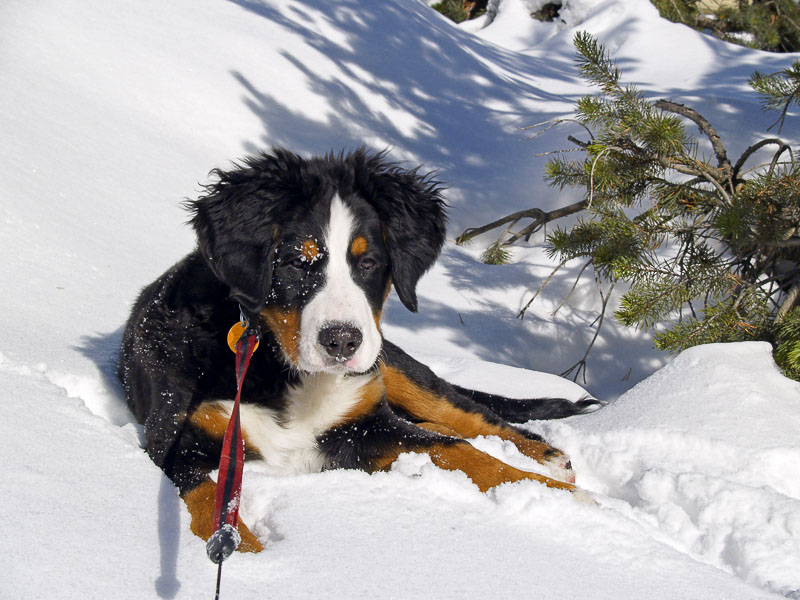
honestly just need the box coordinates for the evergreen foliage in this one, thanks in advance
[481,241,513,265]
[651,0,800,53]
[432,1,489,23]
[431,0,471,23]
[750,61,800,133]
[460,32,800,380]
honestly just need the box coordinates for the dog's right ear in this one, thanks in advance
[347,149,447,313]
[187,151,301,315]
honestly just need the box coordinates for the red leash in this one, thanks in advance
[206,317,260,598]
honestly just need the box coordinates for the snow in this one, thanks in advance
[1,0,799,598]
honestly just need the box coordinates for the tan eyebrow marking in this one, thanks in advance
[350,236,368,257]
[301,239,319,262]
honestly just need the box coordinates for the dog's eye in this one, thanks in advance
[289,258,307,270]
[358,257,377,272]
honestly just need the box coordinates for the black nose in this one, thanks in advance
[318,323,363,361]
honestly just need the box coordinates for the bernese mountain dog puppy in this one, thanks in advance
[118,148,599,552]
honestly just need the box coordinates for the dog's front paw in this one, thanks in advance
[543,450,576,484]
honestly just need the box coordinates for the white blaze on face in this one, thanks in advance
[297,195,381,373]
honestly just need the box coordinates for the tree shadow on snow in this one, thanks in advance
[225,0,591,231]
[383,245,664,399]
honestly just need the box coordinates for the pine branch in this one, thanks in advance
[458,32,800,381]
[654,99,732,175]
[749,63,800,134]
[573,31,621,95]
[733,138,792,181]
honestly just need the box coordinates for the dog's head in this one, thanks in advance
[188,148,446,374]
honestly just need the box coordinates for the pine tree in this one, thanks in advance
[459,33,800,380]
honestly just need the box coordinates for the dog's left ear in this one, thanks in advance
[351,150,447,312]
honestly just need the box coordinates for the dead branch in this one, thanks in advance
[457,199,589,246]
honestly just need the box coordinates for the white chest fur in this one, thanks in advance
[214,372,373,475]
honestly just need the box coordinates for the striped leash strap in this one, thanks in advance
[206,316,260,599]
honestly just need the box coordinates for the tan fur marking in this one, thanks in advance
[260,307,301,363]
[416,422,463,438]
[189,403,257,454]
[182,479,264,553]
[499,429,567,464]
[382,365,502,438]
[350,236,368,256]
[337,373,386,424]
[300,239,319,262]
[426,443,574,492]
[381,366,565,465]
[189,403,232,439]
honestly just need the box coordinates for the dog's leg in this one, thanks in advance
[412,442,574,493]
[182,478,263,553]
[381,341,576,483]
[169,401,268,552]
[130,382,264,552]
[118,263,264,552]
[320,404,575,493]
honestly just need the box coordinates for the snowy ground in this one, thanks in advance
[2,0,799,598]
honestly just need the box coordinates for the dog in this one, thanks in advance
[118,148,599,552]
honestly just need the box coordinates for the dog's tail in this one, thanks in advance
[451,385,605,422]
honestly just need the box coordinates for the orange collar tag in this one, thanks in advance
[227,321,260,354]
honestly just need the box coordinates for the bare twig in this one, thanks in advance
[587,147,611,209]
[522,118,596,144]
[560,276,616,384]
[533,148,584,158]
[456,208,545,244]
[699,169,733,204]
[567,135,591,148]
[502,198,589,246]
[552,259,593,317]
[517,259,569,319]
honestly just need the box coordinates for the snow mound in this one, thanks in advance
[535,342,800,597]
